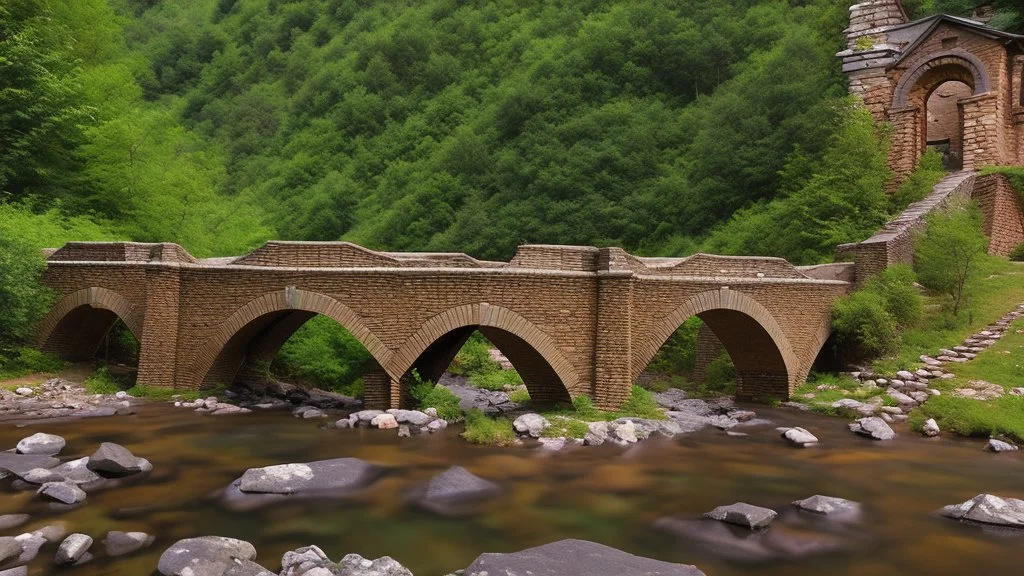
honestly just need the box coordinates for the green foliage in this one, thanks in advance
[891,149,946,209]
[447,332,496,377]
[409,373,463,422]
[646,317,701,376]
[0,347,65,379]
[927,1,1024,34]
[461,408,517,446]
[542,415,590,439]
[83,366,126,394]
[866,264,922,330]
[570,394,602,420]
[832,290,900,360]
[617,385,665,420]
[702,353,737,395]
[272,315,374,396]
[794,373,884,415]
[508,387,531,404]
[0,234,54,346]
[701,99,891,264]
[914,201,989,318]
[127,382,225,401]
[1010,244,1024,262]
[469,369,523,391]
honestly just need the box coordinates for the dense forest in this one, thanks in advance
[5,0,1020,263]
[2,0,1022,390]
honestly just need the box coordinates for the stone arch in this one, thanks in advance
[37,287,143,360]
[892,50,991,108]
[389,303,580,405]
[633,289,800,400]
[190,288,392,388]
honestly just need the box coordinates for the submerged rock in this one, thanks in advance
[940,494,1024,528]
[103,531,155,557]
[986,439,1019,453]
[236,458,379,495]
[654,517,848,562]
[848,417,895,441]
[15,433,65,456]
[0,452,59,477]
[157,536,259,576]
[461,539,704,576]
[792,495,861,518]
[413,466,500,514]
[704,502,777,529]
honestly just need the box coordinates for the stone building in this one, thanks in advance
[839,0,1024,181]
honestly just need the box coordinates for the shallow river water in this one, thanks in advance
[1,404,1022,576]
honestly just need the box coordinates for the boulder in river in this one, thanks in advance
[779,427,818,448]
[157,536,259,576]
[0,452,59,478]
[985,439,1019,452]
[237,458,379,495]
[940,494,1024,528]
[848,417,895,441]
[86,443,150,476]
[0,537,21,565]
[792,495,861,518]
[54,533,92,565]
[513,413,550,438]
[336,553,413,576]
[922,419,940,437]
[653,517,848,562]
[413,466,500,514]
[15,433,65,456]
[38,481,86,505]
[704,502,777,529]
[103,531,155,557]
[461,539,704,576]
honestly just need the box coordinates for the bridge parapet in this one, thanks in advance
[47,242,197,264]
[231,241,503,269]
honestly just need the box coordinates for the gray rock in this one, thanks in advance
[212,405,252,415]
[14,532,45,563]
[887,389,917,406]
[607,420,638,445]
[103,531,155,557]
[38,481,86,504]
[337,553,413,576]
[654,517,847,562]
[353,410,383,423]
[237,458,379,495]
[416,466,500,512]
[0,452,59,477]
[704,502,777,529]
[14,388,33,396]
[87,443,147,476]
[157,536,258,576]
[0,567,27,576]
[0,514,30,531]
[281,544,329,574]
[461,539,704,576]
[224,558,275,575]
[583,421,609,446]
[397,425,411,438]
[792,495,861,517]
[831,399,875,416]
[940,494,1024,527]
[848,417,895,441]
[51,457,101,485]
[0,537,21,565]
[55,533,92,565]
[779,427,818,447]
[896,370,915,381]
[1010,387,1024,397]
[922,419,941,437]
[371,413,398,429]
[513,413,550,438]
[986,439,1019,452]
[389,409,432,426]
[22,467,64,484]
[15,433,65,456]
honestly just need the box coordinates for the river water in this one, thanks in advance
[1,404,1021,575]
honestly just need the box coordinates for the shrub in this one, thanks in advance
[409,373,463,422]
[914,201,989,317]
[469,368,523,391]
[890,149,946,209]
[448,332,499,377]
[866,264,922,329]
[570,394,601,419]
[542,415,589,439]
[703,353,736,393]
[0,235,54,347]
[1010,244,1024,262]
[461,409,516,445]
[272,315,374,396]
[83,366,125,394]
[0,347,65,379]
[618,385,665,419]
[508,386,530,404]
[832,290,899,359]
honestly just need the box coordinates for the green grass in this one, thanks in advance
[83,366,124,394]
[508,386,531,404]
[461,409,517,446]
[409,377,464,422]
[541,415,590,439]
[911,395,1024,443]
[872,258,1024,375]
[936,319,1024,388]
[0,347,65,380]
[469,369,523,391]
[791,373,886,416]
[128,383,225,402]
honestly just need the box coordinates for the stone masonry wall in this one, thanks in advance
[974,173,1024,256]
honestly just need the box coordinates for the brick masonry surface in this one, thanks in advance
[38,242,852,409]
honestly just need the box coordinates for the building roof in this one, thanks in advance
[888,13,1024,66]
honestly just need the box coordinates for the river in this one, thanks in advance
[1,404,1021,575]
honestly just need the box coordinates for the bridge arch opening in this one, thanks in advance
[634,290,798,401]
[37,287,143,364]
[389,304,578,409]
[191,290,393,403]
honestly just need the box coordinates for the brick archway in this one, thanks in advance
[190,288,392,388]
[389,303,580,405]
[892,50,990,108]
[37,287,143,360]
[634,289,801,400]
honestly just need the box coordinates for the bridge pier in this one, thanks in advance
[592,268,634,411]
[136,265,182,389]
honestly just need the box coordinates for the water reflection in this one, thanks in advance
[1,404,1022,575]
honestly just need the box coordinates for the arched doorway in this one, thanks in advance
[926,80,972,170]
[37,287,143,362]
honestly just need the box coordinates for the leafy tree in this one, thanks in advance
[832,291,900,360]
[914,201,989,317]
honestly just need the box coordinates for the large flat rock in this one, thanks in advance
[0,453,59,477]
[237,458,379,495]
[462,539,705,576]
[940,494,1024,528]
[157,536,258,576]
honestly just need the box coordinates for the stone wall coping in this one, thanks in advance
[42,260,850,285]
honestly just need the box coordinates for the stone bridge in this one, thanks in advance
[36,242,851,410]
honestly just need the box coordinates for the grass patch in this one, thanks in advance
[469,369,523,391]
[83,366,126,394]
[873,258,1024,374]
[508,386,530,404]
[0,347,65,380]
[410,376,463,422]
[935,319,1024,389]
[541,415,589,439]
[791,373,885,416]
[127,383,225,401]
[911,394,1024,443]
[461,409,517,446]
